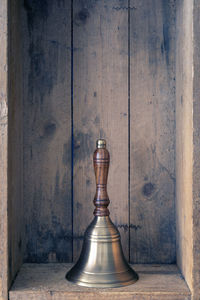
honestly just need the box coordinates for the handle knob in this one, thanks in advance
[93,139,110,216]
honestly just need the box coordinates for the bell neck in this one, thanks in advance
[93,139,110,216]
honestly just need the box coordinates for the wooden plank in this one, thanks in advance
[175,0,193,294]
[8,0,24,287]
[193,1,200,299]
[73,0,129,261]
[129,0,176,263]
[0,1,8,299]
[9,263,191,300]
[22,0,72,263]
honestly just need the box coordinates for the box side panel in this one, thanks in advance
[0,0,8,299]
[8,0,24,286]
[176,0,193,292]
[193,0,200,299]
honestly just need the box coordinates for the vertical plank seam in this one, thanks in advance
[128,0,131,263]
[71,0,74,263]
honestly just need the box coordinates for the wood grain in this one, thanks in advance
[193,1,200,299]
[73,0,129,261]
[3,1,200,298]
[129,0,176,263]
[8,0,24,289]
[22,0,72,263]
[9,263,191,300]
[0,1,8,299]
[176,0,193,294]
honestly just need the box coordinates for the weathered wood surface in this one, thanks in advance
[21,0,178,266]
[129,0,176,263]
[176,0,193,294]
[2,1,200,299]
[22,0,72,263]
[9,263,191,300]
[73,0,129,261]
[8,0,24,289]
[193,1,200,299]
[4,2,200,299]
[0,1,8,299]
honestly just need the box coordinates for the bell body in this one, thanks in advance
[66,216,138,287]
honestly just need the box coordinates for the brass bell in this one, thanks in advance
[66,139,138,288]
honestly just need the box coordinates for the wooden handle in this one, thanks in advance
[93,139,110,216]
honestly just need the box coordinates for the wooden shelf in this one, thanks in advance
[9,264,190,300]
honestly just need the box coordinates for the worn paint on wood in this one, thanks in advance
[73,0,129,261]
[0,1,8,299]
[22,0,72,263]
[9,263,191,300]
[129,0,176,263]
[176,0,193,294]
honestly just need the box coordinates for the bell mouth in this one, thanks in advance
[66,268,139,288]
[66,216,139,288]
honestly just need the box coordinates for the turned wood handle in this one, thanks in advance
[93,139,110,216]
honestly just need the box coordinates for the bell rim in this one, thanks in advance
[66,276,139,288]
[66,271,139,288]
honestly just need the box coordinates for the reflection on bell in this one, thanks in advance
[66,139,138,288]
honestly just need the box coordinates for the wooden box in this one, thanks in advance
[0,0,200,299]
